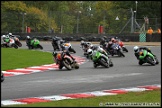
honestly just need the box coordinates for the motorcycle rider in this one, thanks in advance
[1,35,7,44]
[8,32,14,38]
[1,35,10,47]
[88,45,109,59]
[52,50,76,69]
[80,40,85,49]
[106,37,119,56]
[133,46,156,60]
[52,36,64,51]
[31,38,38,47]
[100,36,107,48]
[26,36,32,47]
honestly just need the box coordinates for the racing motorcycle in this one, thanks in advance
[61,42,76,53]
[1,37,18,49]
[81,41,93,57]
[55,51,79,70]
[91,50,113,68]
[10,35,22,47]
[28,38,43,50]
[1,72,5,82]
[138,49,159,66]
[117,39,128,52]
[107,43,125,57]
[51,37,64,51]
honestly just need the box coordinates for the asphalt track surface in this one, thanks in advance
[1,41,161,101]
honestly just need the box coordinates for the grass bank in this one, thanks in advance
[1,48,54,71]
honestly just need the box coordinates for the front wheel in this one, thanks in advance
[12,44,18,49]
[99,57,109,68]
[62,58,72,70]
[146,56,155,66]
[69,47,76,53]
[154,56,159,64]
[109,59,113,67]
[122,47,128,52]
[118,50,125,57]
[38,44,43,50]
[16,41,22,47]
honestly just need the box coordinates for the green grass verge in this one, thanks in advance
[1,48,54,71]
[5,89,161,107]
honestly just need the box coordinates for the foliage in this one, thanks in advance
[1,1,161,34]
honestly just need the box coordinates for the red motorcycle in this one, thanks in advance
[55,51,79,70]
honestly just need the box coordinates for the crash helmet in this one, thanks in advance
[133,46,139,53]
[97,46,103,52]
[81,40,84,44]
[115,37,118,39]
[2,35,6,39]
[111,38,115,43]
[87,48,93,55]
[60,40,64,44]
[26,36,30,39]
[103,36,107,39]
[8,33,12,36]
[52,51,57,57]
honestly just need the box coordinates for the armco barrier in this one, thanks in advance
[1,33,161,42]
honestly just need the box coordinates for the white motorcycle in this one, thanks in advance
[10,35,22,47]
[1,37,18,49]
[61,42,76,53]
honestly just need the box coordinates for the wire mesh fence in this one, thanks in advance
[1,11,161,34]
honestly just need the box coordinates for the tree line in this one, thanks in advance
[1,1,161,34]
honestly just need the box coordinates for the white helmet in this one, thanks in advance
[26,36,30,39]
[97,46,103,52]
[2,35,6,38]
[81,40,84,44]
[133,46,139,52]
[8,33,12,36]
[87,48,93,55]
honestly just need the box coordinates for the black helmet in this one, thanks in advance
[60,39,64,44]
[115,37,118,39]
[103,36,107,39]
[52,51,57,56]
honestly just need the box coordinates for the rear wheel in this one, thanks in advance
[16,41,22,47]
[99,57,109,68]
[109,59,113,67]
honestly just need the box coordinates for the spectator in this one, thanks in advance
[147,27,153,35]
[157,28,161,34]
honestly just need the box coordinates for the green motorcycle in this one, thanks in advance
[92,50,113,68]
[28,38,43,50]
[138,49,159,66]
